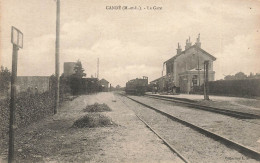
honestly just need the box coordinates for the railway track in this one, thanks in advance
[132,113,189,163]
[118,93,260,162]
[144,94,260,119]
[118,95,189,163]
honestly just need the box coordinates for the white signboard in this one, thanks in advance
[11,26,23,48]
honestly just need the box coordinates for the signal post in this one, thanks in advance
[8,26,23,163]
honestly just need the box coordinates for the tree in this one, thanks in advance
[249,72,254,78]
[70,60,86,95]
[73,60,86,78]
[224,75,235,80]
[0,66,11,96]
[60,73,72,94]
[234,72,247,80]
[224,72,248,80]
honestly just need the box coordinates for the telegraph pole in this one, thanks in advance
[97,58,99,79]
[197,47,200,86]
[54,0,60,114]
[204,60,209,100]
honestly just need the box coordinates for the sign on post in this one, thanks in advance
[11,26,23,48]
[8,26,23,163]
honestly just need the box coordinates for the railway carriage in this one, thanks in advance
[125,76,148,95]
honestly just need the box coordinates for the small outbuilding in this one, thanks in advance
[99,78,109,92]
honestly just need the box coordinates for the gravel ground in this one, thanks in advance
[0,92,182,163]
[88,93,183,163]
[129,96,260,153]
[118,95,259,163]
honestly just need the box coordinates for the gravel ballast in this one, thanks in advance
[129,96,260,152]
[119,95,258,163]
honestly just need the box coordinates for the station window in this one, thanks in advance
[192,75,198,86]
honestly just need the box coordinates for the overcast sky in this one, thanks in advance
[1,0,260,86]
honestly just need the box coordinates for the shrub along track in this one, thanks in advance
[118,93,260,162]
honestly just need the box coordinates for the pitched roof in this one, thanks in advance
[150,76,165,83]
[164,45,216,64]
[100,78,109,83]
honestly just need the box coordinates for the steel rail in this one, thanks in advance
[123,94,260,161]
[118,96,190,163]
[144,94,260,119]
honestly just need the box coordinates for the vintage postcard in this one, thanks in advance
[1,0,260,162]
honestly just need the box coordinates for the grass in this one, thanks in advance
[83,103,112,112]
[73,113,114,128]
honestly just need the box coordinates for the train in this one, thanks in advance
[125,76,148,95]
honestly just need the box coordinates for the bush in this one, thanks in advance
[72,113,114,128]
[83,103,111,112]
[0,92,55,138]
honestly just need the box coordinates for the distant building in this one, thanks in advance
[99,78,109,92]
[64,62,76,77]
[16,76,50,93]
[152,34,216,93]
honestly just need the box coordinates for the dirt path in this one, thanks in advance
[0,92,182,162]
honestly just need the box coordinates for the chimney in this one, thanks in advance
[176,42,182,54]
[185,36,192,50]
[195,33,201,48]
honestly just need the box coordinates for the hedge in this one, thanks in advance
[0,92,55,138]
[208,79,260,97]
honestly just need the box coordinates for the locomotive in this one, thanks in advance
[125,76,148,95]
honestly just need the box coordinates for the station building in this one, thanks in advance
[152,34,216,93]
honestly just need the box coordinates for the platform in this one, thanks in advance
[146,92,260,116]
